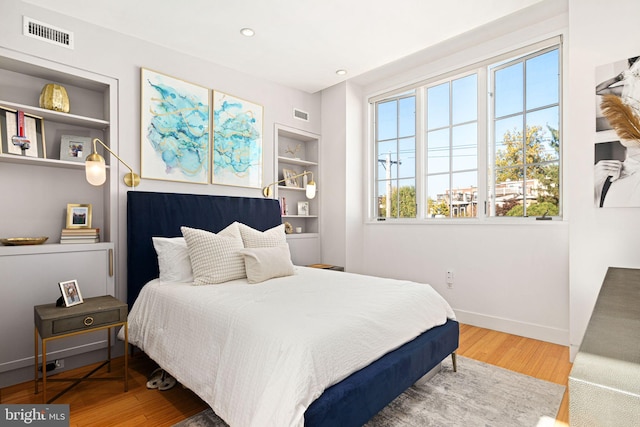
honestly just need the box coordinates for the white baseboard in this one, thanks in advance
[455,309,569,346]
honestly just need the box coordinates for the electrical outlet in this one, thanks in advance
[38,362,56,372]
[55,359,64,369]
[446,270,454,288]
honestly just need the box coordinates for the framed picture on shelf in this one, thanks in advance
[58,279,83,307]
[283,168,299,187]
[0,106,46,158]
[297,201,309,216]
[60,135,92,162]
[66,204,92,229]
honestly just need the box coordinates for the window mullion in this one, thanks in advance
[415,87,425,219]
[477,66,489,219]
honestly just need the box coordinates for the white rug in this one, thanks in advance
[172,356,565,427]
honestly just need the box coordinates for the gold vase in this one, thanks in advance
[39,83,70,113]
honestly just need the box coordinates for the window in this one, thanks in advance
[374,92,416,219]
[371,39,561,220]
[426,74,478,218]
[490,47,560,217]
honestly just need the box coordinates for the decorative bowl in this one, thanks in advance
[0,237,49,246]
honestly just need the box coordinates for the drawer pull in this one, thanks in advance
[83,316,94,326]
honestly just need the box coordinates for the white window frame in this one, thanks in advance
[367,36,562,223]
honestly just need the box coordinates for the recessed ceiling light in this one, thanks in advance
[336,69,347,76]
[240,28,255,37]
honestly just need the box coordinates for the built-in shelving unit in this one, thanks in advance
[274,124,321,265]
[0,47,118,242]
[0,47,119,388]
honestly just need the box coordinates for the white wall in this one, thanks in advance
[322,0,571,345]
[566,0,640,358]
[320,81,365,271]
[320,83,347,266]
[1,0,322,305]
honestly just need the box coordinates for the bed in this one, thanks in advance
[125,191,459,427]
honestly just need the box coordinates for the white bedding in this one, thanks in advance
[123,266,455,427]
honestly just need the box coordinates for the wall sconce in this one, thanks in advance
[85,138,140,187]
[262,171,316,199]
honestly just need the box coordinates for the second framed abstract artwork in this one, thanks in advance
[140,68,210,184]
[212,91,263,188]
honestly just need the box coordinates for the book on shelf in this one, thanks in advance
[280,197,287,215]
[60,236,100,244]
[60,227,100,243]
[61,228,100,236]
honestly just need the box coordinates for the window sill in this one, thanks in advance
[365,217,567,226]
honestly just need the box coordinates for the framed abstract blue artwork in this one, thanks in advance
[140,68,210,184]
[212,91,263,188]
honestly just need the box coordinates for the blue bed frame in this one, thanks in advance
[126,191,459,427]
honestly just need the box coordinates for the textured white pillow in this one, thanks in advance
[181,223,246,285]
[238,223,287,248]
[239,245,295,283]
[152,237,193,283]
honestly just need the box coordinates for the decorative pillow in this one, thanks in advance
[239,245,295,284]
[181,223,246,285]
[152,237,193,283]
[238,222,287,248]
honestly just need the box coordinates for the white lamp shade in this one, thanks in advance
[86,156,106,186]
[306,182,316,199]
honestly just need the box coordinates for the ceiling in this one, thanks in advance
[23,0,544,93]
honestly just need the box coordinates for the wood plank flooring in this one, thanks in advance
[1,324,571,426]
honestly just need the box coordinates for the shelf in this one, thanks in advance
[285,233,319,239]
[0,242,113,256]
[0,100,109,130]
[277,156,318,167]
[278,185,318,193]
[0,153,110,169]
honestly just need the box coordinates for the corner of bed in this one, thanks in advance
[125,190,459,427]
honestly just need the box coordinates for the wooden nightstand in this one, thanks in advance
[34,295,128,403]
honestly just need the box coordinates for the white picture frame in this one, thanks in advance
[58,279,84,307]
[297,201,309,216]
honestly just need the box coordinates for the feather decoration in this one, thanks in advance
[600,94,640,141]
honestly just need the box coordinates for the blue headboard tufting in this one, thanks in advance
[126,191,282,308]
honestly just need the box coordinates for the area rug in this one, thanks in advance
[172,356,565,427]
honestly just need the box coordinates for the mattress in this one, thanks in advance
[123,266,455,427]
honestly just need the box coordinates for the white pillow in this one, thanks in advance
[152,237,193,283]
[238,223,287,248]
[239,245,295,283]
[181,223,246,285]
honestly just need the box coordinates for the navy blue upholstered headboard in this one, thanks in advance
[126,191,282,308]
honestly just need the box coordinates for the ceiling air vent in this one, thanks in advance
[23,16,74,49]
[293,108,309,122]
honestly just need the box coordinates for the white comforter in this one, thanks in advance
[124,267,455,427]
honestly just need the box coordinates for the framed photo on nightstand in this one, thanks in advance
[58,279,84,307]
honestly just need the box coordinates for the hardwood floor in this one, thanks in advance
[457,324,571,426]
[1,324,571,426]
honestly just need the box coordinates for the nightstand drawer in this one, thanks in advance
[52,309,122,334]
